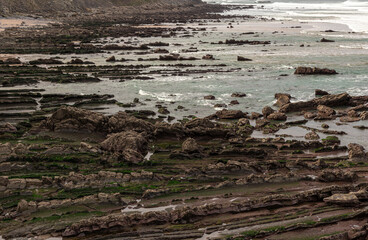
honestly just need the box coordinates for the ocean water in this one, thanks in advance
[5,0,368,123]
[204,0,368,33]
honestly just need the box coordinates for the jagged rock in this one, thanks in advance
[182,138,200,153]
[304,112,317,119]
[214,109,245,119]
[348,143,367,162]
[256,119,270,128]
[324,193,359,206]
[305,131,319,140]
[100,131,148,163]
[42,106,154,135]
[107,111,155,134]
[262,106,275,117]
[361,111,368,120]
[42,106,106,133]
[274,93,291,107]
[318,169,358,182]
[16,200,37,213]
[294,67,337,75]
[317,105,336,116]
[267,112,287,121]
[280,93,351,113]
[184,118,215,129]
[250,112,262,119]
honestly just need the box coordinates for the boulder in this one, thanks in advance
[182,138,200,153]
[317,105,336,116]
[230,100,239,105]
[274,93,291,107]
[215,109,245,119]
[294,67,338,75]
[267,112,287,121]
[262,106,275,117]
[315,89,329,96]
[348,143,367,162]
[324,193,359,206]
[42,106,106,133]
[305,131,319,140]
[100,131,148,163]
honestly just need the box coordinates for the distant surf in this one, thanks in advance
[204,0,368,33]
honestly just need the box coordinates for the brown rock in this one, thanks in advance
[348,143,367,162]
[274,93,291,107]
[315,89,330,96]
[262,106,275,117]
[204,95,216,100]
[100,131,148,163]
[182,138,200,153]
[294,66,338,75]
[215,109,245,119]
[267,112,287,121]
[305,131,319,140]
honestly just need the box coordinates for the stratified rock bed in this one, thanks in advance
[0,1,368,239]
[0,91,367,239]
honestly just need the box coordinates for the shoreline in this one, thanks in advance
[0,1,368,239]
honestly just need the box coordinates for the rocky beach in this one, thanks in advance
[0,0,367,239]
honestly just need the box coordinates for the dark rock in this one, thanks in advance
[294,67,338,75]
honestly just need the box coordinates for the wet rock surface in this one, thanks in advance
[0,2,367,240]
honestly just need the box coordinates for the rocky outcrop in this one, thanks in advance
[41,106,154,134]
[318,169,358,182]
[100,131,148,163]
[61,184,365,237]
[280,93,351,113]
[212,109,246,119]
[294,67,338,75]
